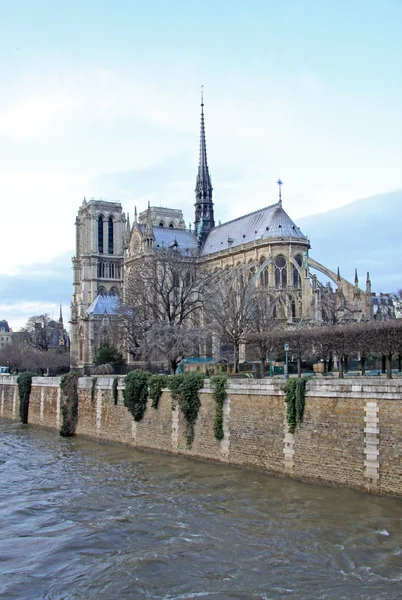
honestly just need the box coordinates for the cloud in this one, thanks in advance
[0,252,72,330]
[1,65,401,276]
[0,91,80,142]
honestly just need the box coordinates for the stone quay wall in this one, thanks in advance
[1,375,401,499]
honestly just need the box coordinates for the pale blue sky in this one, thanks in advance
[1,0,402,327]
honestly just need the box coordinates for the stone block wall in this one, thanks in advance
[228,383,285,475]
[1,374,402,499]
[28,377,61,429]
[0,376,18,419]
[293,395,366,490]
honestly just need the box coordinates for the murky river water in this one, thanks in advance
[1,421,402,600]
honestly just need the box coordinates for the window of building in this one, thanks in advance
[108,217,114,254]
[275,256,287,288]
[259,257,268,286]
[293,254,302,287]
[98,216,104,254]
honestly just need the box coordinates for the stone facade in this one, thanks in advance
[69,101,374,370]
[70,199,127,369]
[2,374,402,499]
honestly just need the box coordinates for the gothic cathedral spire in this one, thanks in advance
[194,88,214,246]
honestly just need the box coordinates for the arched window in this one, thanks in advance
[169,223,174,228]
[98,216,104,254]
[293,255,302,287]
[275,256,287,288]
[259,257,268,287]
[108,217,114,254]
[159,222,164,227]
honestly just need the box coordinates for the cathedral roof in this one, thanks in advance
[153,227,197,252]
[136,224,197,253]
[201,202,308,255]
[85,294,120,316]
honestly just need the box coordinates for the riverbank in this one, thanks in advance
[1,375,401,498]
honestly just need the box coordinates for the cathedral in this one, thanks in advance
[70,99,373,370]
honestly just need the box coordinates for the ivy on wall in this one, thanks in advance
[123,370,151,421]
[60,371,80,437]
[90,377,98,404]
[211,375,227,440]
[17,372,35,424]
[167,374,185,409]
[112,377,119,405]
[284,378,308,434]
[148,374,168,409]
[168,373,204,447]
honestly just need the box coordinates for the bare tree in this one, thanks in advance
[22,314,66,352]
[0,341,25,373]
[0,342,69,375]
[119,249,209,373]
[319,286,355,325]
[205,266,257,373]
[371,319,402,379]
[245,290,283,376]
[281,324,314,378]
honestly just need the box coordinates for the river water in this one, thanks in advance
[1,421,401,600]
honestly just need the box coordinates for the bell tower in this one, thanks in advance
[70,198,126,369]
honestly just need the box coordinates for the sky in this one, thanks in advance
[1,0,402,329]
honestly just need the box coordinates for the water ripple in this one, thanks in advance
[0,421,402,600]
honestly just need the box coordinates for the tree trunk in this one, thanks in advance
[328,353,333,372]
[233,343,239,374]
[323,359,327,374]
[339,356,344,379]
[361,354,366,376]
[260,360,265,378]
[344,354,349,373]
[386,354,393,379]
[398,354,402,372]
[297,356,301,378]
[382,355,386,374]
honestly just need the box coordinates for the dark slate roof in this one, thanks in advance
[201,202,308,255]
[85,294,120,316]
[153,227,197,253]
[0,320,10,332]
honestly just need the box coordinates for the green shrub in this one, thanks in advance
[17,372,36,424]
[94,342,125,367]
[123,370,151,421]
[60,371,80,437]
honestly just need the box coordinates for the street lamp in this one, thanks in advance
[284,343,289,380]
